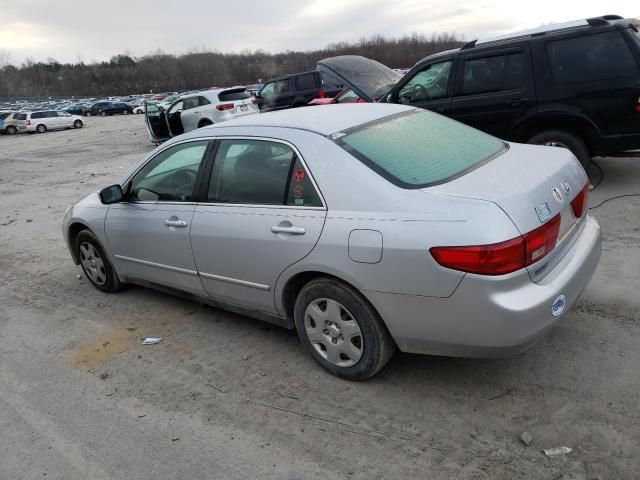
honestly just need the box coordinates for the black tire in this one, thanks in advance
[123,109,129,115]
[36,124,47,134]
[86,112,92,117]
[198,119,213,128]
[75,229,123,293]
[5,125,17,135]
[100,111,107,117]
[528,130,591,170]
[73,120,83,129]
[294,278,395,380]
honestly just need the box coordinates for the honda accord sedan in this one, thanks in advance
[63,104,601,379]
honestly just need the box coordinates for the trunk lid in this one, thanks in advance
[422,142,589,281]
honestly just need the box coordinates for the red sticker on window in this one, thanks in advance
[293,168,305,183]
[293,185,304,198]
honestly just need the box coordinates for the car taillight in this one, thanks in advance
[250,97,258,104]
[25,119,31,126]
[216,103,235,111]
[430,214,561,276]
[636,96,640,113]
[571,183,590,218]
[318,89,325,98]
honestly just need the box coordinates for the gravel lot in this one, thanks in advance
[1,115,639,479]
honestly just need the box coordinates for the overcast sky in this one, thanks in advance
[0,0,637,64]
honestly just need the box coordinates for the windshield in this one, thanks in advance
[317,56,401,101]
[334,110,506,188]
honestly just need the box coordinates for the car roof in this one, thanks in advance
[198,103,414,136]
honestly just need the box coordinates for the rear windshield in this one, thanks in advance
[334,110,506,188]
[219,90,250,101]
[0,112,12,120]
[14,113,27,120]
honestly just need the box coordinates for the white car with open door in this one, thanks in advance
[144,87,259,144]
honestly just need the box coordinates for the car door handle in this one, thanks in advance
[165,219,188,228]
[271,225,306,235]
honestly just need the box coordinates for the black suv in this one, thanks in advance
[83,101,134,117]
[382,15,640,168]
[255,71,342,112]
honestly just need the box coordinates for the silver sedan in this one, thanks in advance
[63,104,601,379]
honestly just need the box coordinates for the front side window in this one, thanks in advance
[274,79,290,94]
[260,82,275,96]
[130,141,208,202]
[296,73,318,91]
[462,53,526,95]
[398,61,452,103]
[334,110,506,188]
[547,31,639,84]
[207,139,322,207]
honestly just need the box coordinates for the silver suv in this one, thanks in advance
[20,110,84,133]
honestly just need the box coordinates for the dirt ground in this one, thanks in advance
[1,115,639,480]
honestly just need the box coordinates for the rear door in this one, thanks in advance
[294,72,321,103]
[190,137,327,313]
[391,59,456,115]
[144,102,171,143]
[448,44,536,139]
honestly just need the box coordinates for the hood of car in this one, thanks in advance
[317,55,401,102]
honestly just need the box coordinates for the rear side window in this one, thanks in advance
[462,53,526,95]
[547,31,639,84]
[218,90,250,102]
[334,110,506,188]
[295,73,318,91]
[14,113,27,120]
[31,112,43,119]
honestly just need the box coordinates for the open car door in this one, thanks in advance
[144,101,170,144]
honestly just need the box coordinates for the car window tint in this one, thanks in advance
[547,31,639,84]
[398,61,452,103]
[218,90,250,101]
[31,112,42,119]
[48,111,59,117]
[183,97,199,109]
[285,157,323,207]
[320,71,346,91]
[130,141,208,202]
[260,82,275,96]
[335,110,506,188]
[296,73,318,91]
[208,139,297,205]
[14,113,27,120]
[198,96,211,106]
[462,53,525,95]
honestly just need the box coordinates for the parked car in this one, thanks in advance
[64,103,600,379]
[19,110,84,133]
[83,101,133,116]
[2,112,25,135]
[63,104,86,115]
[379,15,640,168]
[132,103,146,114]
[255,67,353,112]
[144,87,258,143]
[0,111,16,134]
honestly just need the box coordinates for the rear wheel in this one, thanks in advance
[36,124,47,134]
[100,111,107,117]
[75,229,122,293]
[123,110,129,115]
[5,125,17,135]
[86,112,92,117]
[198,119,213,128]
[294,278,395,380]
[528,130,591,170]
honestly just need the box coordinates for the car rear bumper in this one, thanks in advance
[365,215,601,358]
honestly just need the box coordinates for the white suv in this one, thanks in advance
[20,110,84,133]
[144,87,259,143]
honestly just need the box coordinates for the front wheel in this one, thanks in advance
[123,110,129,115]
[528,130,591,170]
[100,111,107,117]
[294,278,395,380]
[75,230,122,293]
[73,120,83,128]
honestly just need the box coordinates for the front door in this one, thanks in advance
[190,138,327,313]
[391,59,455,116]
[105,140,212,294]
[178,96,202,132]
[144,102,171,143]
[448,45,536,139]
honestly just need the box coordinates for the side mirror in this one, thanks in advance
[99,184,124,204]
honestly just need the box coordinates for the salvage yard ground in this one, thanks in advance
[0,115,639,479]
